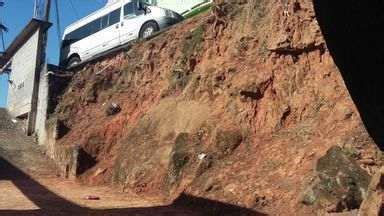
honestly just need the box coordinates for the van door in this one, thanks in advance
[120,1,146,44]
[97,7,121,53]
[76,18,102,60]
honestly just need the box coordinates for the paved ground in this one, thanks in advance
[0,109,260,216]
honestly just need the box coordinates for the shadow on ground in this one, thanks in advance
[0,157,265,216]
[313,0,384,150]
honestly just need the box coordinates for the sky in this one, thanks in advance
[0,0,108,107]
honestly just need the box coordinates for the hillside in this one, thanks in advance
[51,0,383,215]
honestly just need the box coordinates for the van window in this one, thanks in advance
[63,8,121,47]
[88,18,102,35]
[101,15,109,29]
[109,8,121,25]
[124,2,135,16]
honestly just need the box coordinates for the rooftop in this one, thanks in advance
[0,18,51,73]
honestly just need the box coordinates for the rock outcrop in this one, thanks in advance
[359,166,384,216]
[51,0,383,214]
[302,146,371,212]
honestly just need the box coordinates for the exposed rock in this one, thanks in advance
[302,146,371,212]
[244,193,270,209]
[358,166,384,216]
[326,210,358,216]
[50,0,384,215]
[213,129,243,158]
[168,133,193,184]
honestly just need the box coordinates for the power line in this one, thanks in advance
[54,0,61,45]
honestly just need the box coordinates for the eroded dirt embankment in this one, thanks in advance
[52,0,383,215]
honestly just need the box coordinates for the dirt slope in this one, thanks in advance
[53,1,382,215]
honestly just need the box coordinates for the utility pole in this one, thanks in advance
[43,0,51,21]
[28,0,51,135]
[34,0,51,21]
[0,0,7,52]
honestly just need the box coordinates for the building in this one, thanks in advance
[0,18,51,135]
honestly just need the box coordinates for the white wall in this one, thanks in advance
[35,64,49,145]
[7,29,40,117]
[150,0,208,14]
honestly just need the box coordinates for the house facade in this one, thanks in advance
[0,19,51,134]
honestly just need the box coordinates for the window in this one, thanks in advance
[63,8,121,46]
[109,8,121,25]
[101,15,109,29]
[101,8,121,30]
[88,18,102,35]
[143,0,156,5]
[124,2,135,16]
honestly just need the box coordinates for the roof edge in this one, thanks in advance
[0,18,52,70]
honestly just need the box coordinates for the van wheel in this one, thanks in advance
[67,56,81,68]
[139,22,158,39]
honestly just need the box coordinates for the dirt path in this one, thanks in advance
[0,156,203,216]
[0,109,259,215]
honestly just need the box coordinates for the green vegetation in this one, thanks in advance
[183,3,212,19]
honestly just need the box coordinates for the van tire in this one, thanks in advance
[139,22,159,39]
[67,56,81,68]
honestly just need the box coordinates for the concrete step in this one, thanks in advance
[0,108,28,132]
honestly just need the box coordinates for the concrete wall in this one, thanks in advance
[7,29,40,117]
[34,66,78,179]
[35,64,49,145]
[44,118,78,179]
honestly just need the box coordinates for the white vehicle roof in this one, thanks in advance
[63,0,130,38]
[106,0,122,6]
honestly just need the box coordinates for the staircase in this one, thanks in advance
[0,108,17,131]
[0,108,57,177]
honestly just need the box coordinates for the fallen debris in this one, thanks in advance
[105,102,121,116]
[84,195,100,200]
[198,153,207,160]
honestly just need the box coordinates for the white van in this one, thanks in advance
[60,0,183,67]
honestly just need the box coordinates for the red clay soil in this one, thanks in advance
[0,157,261,216]
[53,0,383,215]
[0,109,260,216]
